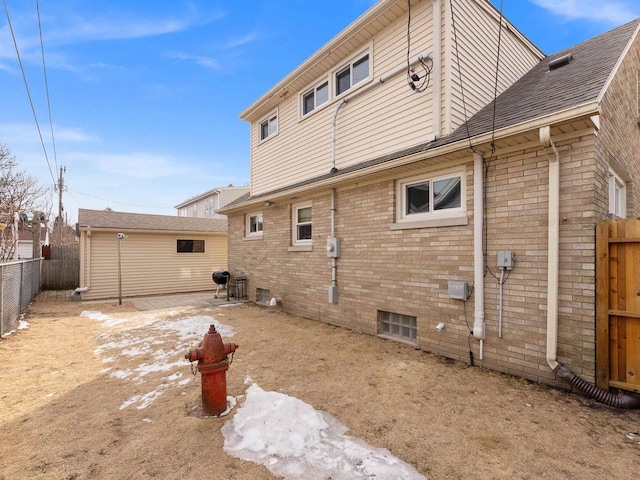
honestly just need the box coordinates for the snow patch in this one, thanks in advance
[222,384,426,480]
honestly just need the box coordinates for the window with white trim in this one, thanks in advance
[609,168,627,218]
[246,212,263,237]
[334,50,370,97]
[397,169,465,222]
[302,79,329,116]
[292,202,312,245]
[259,113,278,142]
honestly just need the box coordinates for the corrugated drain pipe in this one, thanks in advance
[540,125,640,409]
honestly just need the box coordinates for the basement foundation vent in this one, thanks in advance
[378,310,417,343]
[256,288,271,305]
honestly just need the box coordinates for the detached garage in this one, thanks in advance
[77,209,227,301]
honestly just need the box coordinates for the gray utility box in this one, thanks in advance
[448,280,470,300]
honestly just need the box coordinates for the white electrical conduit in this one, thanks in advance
[331,53,431,171]
[498,268,505,338]
[539,125,559,370]
[473,151,485,359]
[330,188,337,288]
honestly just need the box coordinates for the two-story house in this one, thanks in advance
[220,0,640,398]
[175,185,249,219]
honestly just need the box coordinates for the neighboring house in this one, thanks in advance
[175,185,250,219]
[77,209,227,300]
[16,225,48,259]
[220,0,640,393]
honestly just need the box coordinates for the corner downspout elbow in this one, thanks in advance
[75,286,89,293]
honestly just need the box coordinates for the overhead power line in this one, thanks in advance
[36,0,59,173]
[2,0,56,186]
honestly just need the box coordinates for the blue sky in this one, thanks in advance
[1,0,639,223]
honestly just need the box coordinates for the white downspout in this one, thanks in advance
[540,125,560,370]
[432,0,442,140]
[77,229,91,294]
[472,151,485,359]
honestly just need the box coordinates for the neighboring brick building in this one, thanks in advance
[220,0,640,391]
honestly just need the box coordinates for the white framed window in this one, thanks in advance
[246,212,263,237]
[259,111,278,142]
[292,202,312,245]
[609,168,627,218]
[192,204,198,217]
[397,168,465,223]
[301,79,329,117]
[334,48,371,98]
[179,207,188,217]
[204,197,215,218]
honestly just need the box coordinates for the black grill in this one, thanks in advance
[212,271,230,285]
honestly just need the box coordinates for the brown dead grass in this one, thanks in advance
[0,292,639,480]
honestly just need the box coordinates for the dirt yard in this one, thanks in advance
[1,292,639,480]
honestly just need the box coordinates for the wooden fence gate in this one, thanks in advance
[41,243,80,290]
[596,219,640,393]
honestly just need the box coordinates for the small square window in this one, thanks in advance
[335,50,370,97]
[259,113,278,141]
[302,80,329,116]
[246,212,264,237]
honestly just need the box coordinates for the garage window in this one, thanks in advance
[177,239,205,253]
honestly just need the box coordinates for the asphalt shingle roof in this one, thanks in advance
[77,209,227,233]
[222,18,639,210]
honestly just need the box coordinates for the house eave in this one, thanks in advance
[238,0,403,122]
[222,100,600,214]
[78,226,227,236]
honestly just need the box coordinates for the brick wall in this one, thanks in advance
[229,127,613,388]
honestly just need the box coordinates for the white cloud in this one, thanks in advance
[0,123,95,145]
[222,31,261,50]
[167,51,221,70]
[530,0,640,25]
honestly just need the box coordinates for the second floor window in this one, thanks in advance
[260,114,278,141]
[302,80,329,116]
[335,52,370,97]
[205,197,215,218]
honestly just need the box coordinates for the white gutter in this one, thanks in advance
[220,102,600,214]
[540,125,560,370]
[332,53,431,171]
[472,151,485,359]
[432,0,442,140]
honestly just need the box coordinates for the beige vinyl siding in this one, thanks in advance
[443,0,542,133]
[80,231,227,301]
[250,1,435,195]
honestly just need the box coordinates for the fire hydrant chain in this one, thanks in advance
[190,361,198,376]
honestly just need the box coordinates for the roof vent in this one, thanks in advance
[548,53,574,71]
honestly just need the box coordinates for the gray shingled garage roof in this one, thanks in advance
[77,209,227,233]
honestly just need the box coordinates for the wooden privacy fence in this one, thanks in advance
[596,218,640,394]
[42,243,80,290]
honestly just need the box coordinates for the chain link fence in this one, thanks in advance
[0,259,42,338]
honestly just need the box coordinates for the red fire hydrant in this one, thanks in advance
[185,325,238,417]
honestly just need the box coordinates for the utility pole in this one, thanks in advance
[57,166,66,243]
